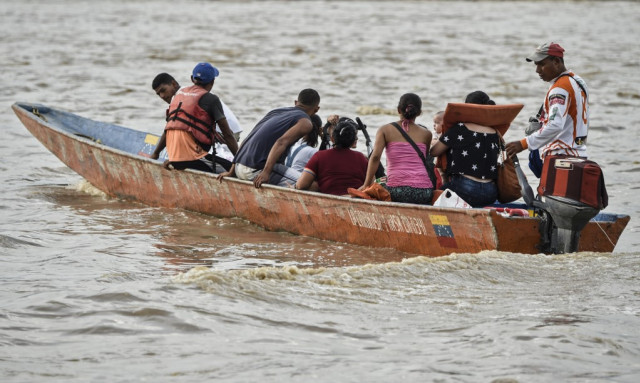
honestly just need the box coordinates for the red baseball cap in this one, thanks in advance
[526,42,565,62]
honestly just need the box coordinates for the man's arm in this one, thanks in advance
[217,118,238,155]
[217,163,236,181]
[526,88,570,150]
[507,88,570,157]
[151,130,167,160]
[295,168,316,191]
[200,93,238,154]
[253,118,313,188]
[505,140,525,158]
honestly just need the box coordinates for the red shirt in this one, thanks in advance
[304,148,368,195]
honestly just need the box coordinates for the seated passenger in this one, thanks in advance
[220,89,321,188]
[284,114,322,173]
[151,68,242,173]
[360,93,434,205]
[295,118,368,195]
[430,110,446,188]
[430,90,501,207]
[318,114,340,150]
[431,110,444,147]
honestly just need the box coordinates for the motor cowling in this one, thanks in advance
[534,156,608,254]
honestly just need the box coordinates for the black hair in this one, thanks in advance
[311,114,322,130]
[465,90,496,105]
[297,88,320,107]
[319,121,332,151]
[332,118,358,149]
[398,93,422,120]
[303,114,322,148]
[152,73,176,90]
[193,77,214,87]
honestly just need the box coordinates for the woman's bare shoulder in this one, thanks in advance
[463,122,497,134]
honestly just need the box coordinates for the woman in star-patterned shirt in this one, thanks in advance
[430,91,501,207]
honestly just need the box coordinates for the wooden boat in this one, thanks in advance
[12,102,630,259]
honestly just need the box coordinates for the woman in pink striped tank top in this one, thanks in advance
[360,93,434,204]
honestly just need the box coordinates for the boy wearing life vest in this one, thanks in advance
[150,72,242,166]
[161,63,239,173]
[506,42,589,163]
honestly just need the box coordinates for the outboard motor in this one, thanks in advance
[513,155,608,254]
[534,196,600,253]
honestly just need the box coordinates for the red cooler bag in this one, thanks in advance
[537,155,608,209]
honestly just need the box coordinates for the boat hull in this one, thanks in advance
[12,102,630,259]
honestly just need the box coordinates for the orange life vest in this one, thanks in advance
[165,85,215,147]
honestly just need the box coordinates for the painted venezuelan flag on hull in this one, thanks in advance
[429,215,458,248]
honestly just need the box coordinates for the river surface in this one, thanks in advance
[1,1,640,382]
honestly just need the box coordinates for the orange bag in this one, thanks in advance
[347,183,391,201]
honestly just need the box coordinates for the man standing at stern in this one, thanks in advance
[506,42,589,163]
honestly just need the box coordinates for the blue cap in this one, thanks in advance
[192,62,219,83]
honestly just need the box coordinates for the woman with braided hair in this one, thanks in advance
[295,118,368,195]
[360,93,434,204]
